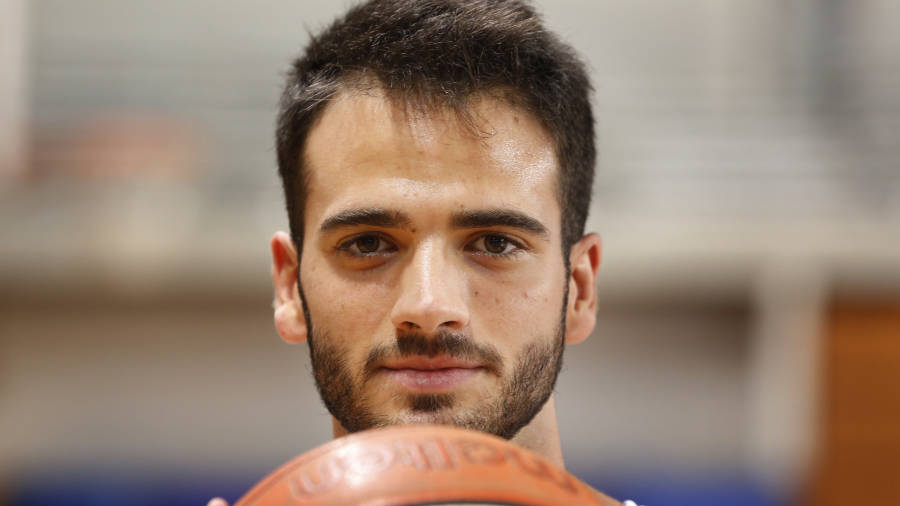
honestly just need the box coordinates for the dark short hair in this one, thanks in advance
[276,0,595,259]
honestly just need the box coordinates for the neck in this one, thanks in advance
[331,394,565,468]
[510,394,565,468]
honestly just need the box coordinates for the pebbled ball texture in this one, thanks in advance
[235,424,620,506]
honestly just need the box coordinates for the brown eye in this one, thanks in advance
[466,234,525,258]
[484,235,509,254]
[355,235,380,253]
[337,234,395,257]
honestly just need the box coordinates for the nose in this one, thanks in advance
[390,240,470,334]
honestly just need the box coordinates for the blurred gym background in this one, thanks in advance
[1,1,898,505]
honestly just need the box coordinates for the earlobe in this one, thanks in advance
[271,231,308,344]
[274,302,307,344]
[564,233,602,345]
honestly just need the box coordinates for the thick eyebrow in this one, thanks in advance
[319,208,413,233]
[451,209,549,237]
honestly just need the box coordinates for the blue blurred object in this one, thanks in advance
[11,471,251,506]
[588,473,784,506]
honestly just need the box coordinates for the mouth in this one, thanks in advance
[380,356,484,392]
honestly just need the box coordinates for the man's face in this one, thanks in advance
[298,90,569,439]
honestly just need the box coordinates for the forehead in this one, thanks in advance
[302,90,560,229]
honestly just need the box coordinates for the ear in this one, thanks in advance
[564,233,602,345]
[271,231,308,344]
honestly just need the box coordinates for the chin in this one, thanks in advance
[388,405,459,426]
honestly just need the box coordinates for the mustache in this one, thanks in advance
[363,331,503,378]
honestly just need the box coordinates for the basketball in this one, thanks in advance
[234,424,617,506]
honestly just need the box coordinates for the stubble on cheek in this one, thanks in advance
[308,328,386,432]
[303,278,568,439]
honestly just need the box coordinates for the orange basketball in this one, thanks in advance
[234,424,618,506]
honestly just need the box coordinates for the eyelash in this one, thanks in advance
[336,233,397,257]
[335,233,527,259]
[466,234,527,258]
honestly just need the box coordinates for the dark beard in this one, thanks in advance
[301,290,567,440]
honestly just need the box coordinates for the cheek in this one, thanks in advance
[470,264,565,343]
[302,260,393,350]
